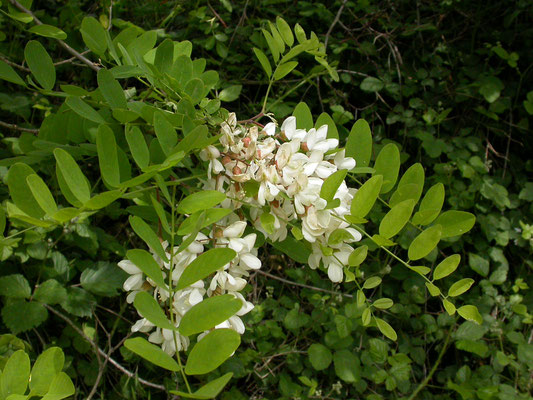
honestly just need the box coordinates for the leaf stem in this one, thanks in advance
[168,184,192,393]
[407,327,453,400]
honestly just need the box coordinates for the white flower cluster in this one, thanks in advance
[118,113,363,356]
[200,113,362,283]
[118,219,260,356]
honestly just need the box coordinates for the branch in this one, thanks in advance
[8,0,101,72]
[0,120,39,134]
[324,0,348,49]
[44,305,166,391]
[255,269,353,298]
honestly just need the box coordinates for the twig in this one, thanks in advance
[0,120,39,134]
[8,0,100,72]
[324,0,348,49]
[44,305,166,391]
[53,50,91,67]
[107,0,113,31]
[207,1,228,28]
[408,327,453,400]
[0,55,30,71]
[256,269,353,298]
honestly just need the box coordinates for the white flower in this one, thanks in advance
[302,125,339,153]
[149,328,189,356]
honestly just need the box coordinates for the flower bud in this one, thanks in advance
[222,155,232,165]
[242,137,251,147]
[233,165,242,175]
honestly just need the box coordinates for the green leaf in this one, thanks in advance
[268,21,285,55]
[153,112,178,156]
[433,254,461,280]
[177,191,226,214]
[97,68,127,109]
[2,300,48,334]
[273,61,298,80]
[361,307,371,326]
[176,248,236,290]
[272,236,311,264]
[448,278,474,297]
[84,190,123,210]
[40,372,75,400]
[308,344,332,371]
[219,85,242,102]
[348,245,368,267]
[443,298,456,315]
[253,47,272,78]
[24,40,55,90]
[60,287,95,317]
[124,337,180,371]
[412,183,445,225]
[333,350,361,382]
[468,253,489,277]
[53,148,91,203]
[315,112,339,140]
[154,38,174,75]
[261,29,279,63]
[129,216,168,261]
[425,282,441,297]
[375,317,397,341]
[179,294,242,336]
[29,347,64,395]
[28,24,67,40]
[389,163,425,207]
[260,213,276,235]
[363,276,382,289]
[96,124,120,187]
[379,199,416,239]
[65,96,106,124]
[346,119,372,168]
[292,102,313,129]
[170,373,234,399]
[80,17,107,56]
[276,16,294,46]
[0,274,31,298]
[26,174,57,216]
[320,170,347,202]
[373,298,394,309]
[408,224,442,260]
[185,78,205,105]
[457,305,483,325]
[0,350,30,398]
[33,280,67,305]
[373,143,400,193]
[80,262,127,297]
[133,291,176,330]
[294,23,306,43]
[126,249,167,290]
[479,76,503,103]
[350,175,383,219]
[0,208,6,236]
[7,163,45,218]
[126,126,150,170]
[185,329,241,375]
[178,209,232,236]
[0,60,26,86]
[360,76,384,92]
[434,211,476,238]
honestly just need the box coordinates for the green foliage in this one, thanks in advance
[0,0,530,399]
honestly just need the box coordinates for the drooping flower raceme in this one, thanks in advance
[118,114,361,355]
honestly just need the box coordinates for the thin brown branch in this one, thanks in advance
[8,0,101,72]
[324,0,348,49]
[256,269,353,298]
[44,305,166,391]
[207,1,228,28]
[0,55,30,71]
[0,120,39,134]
